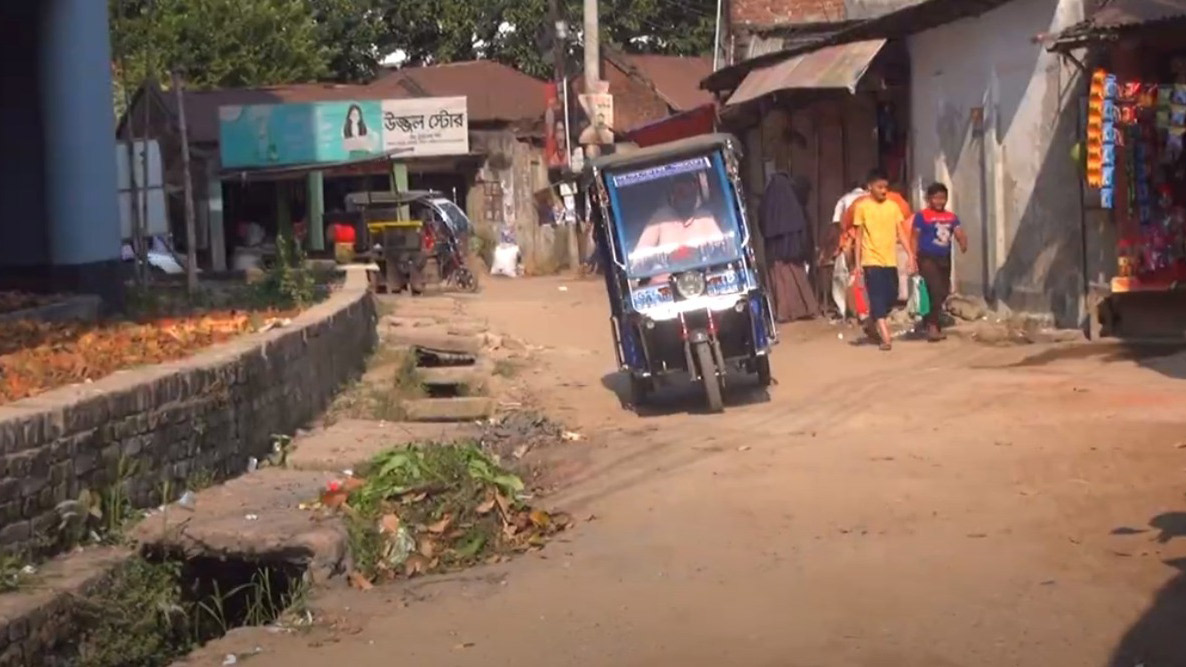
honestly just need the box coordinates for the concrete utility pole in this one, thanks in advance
[713,0,724,71]
[550,0,583,273]
[550,0,565,85]
[583,0,601,160]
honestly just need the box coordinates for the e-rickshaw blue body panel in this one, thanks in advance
[587,133,777,412]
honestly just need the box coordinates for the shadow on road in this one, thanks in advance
[987,342,1186,381]
[1108,512,1186,667]
[600,371,771,417]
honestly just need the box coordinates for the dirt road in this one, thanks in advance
[223,277,1186,667]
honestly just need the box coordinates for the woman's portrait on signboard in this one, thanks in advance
[342,104,377,155]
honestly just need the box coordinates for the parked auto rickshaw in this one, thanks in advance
[342,191,478,294]
[586,134,778,413]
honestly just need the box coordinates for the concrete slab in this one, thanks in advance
[402,397,495,422]
[444,322,491,337]
[385,328,484,356]
[0,546,131,664]
[130,469,348,584]
[288,419,481,472]
[383,315,442,329]
[418,363,490,388]
[387,296,462,314]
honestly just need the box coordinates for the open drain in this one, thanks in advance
[415,347,477,367]
[176,555,307,632]
[46,553,308,667]
[396,343,494,423]
[424,384,465,399]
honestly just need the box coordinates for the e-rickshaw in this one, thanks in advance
[342,191,478,294]
[586,134,777,413]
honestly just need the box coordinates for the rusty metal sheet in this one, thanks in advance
[1051,0,1186,47]
[726,39,887,107]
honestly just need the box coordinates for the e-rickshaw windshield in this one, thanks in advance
[604,151,744,281]
[432,199,471,236]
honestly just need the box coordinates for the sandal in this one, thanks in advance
[879,342,892,352]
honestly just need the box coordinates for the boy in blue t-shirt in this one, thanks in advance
[912,182,968,342]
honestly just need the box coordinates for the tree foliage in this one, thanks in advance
[376,0,716,79]
[109,0,717,103]
[309,0,387,83]
[109,0,333,90]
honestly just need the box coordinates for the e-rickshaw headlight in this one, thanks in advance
[673,271,707,299]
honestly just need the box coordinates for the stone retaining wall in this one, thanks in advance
[0,268,376,556]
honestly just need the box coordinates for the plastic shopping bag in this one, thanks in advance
[850,273,870,319]
[907,275,922,316]
[831,253,849,318]
[907,275,932,317]
[917,277,931,317]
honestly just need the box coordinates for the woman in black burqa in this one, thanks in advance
[759,172,820,322]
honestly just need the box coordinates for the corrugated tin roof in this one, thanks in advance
[618,54,715,111]
[164,83,400,144]
[371,60,547,123]
[1050,0,1186,47]
[127,61,548,147]
[703,0,1014,93]
[703,22,853,92]
[726,39,887,106]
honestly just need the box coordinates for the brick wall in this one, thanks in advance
[570,58,674,136]
[731,0,847,26]
[0,269,376,556]
[467,129,564,274]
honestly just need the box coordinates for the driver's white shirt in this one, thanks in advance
[632,205,725,262]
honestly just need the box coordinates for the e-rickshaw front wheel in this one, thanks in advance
[694,340,724,413]
[755,355,772,388]
[629,375,652,407]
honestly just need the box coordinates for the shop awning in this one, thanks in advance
[621,104,717,148]
[726,39,887,107]
[220,148,413,180]
[1046,0,1186,50]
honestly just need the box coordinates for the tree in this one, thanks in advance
[108,0,716,109]
[109,0,384,96]
[376,0,716,79]
[309,0,388,82]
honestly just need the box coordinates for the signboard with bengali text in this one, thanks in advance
[219,96,469,169]
[380,96,469,158]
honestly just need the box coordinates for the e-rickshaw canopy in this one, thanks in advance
[343,190,446,211]
[587,133,742,177]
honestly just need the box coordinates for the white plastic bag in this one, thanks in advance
[896,246,911,302]
[831,253,849,317]
[907,274,924,317]
[490,242,521,278]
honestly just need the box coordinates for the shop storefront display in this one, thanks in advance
[1085,57,1186,292]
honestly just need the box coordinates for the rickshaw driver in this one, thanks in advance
[629,173,727,281]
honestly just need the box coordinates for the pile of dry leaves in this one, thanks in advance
[0,310,291,403]
[305,443,572,589]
